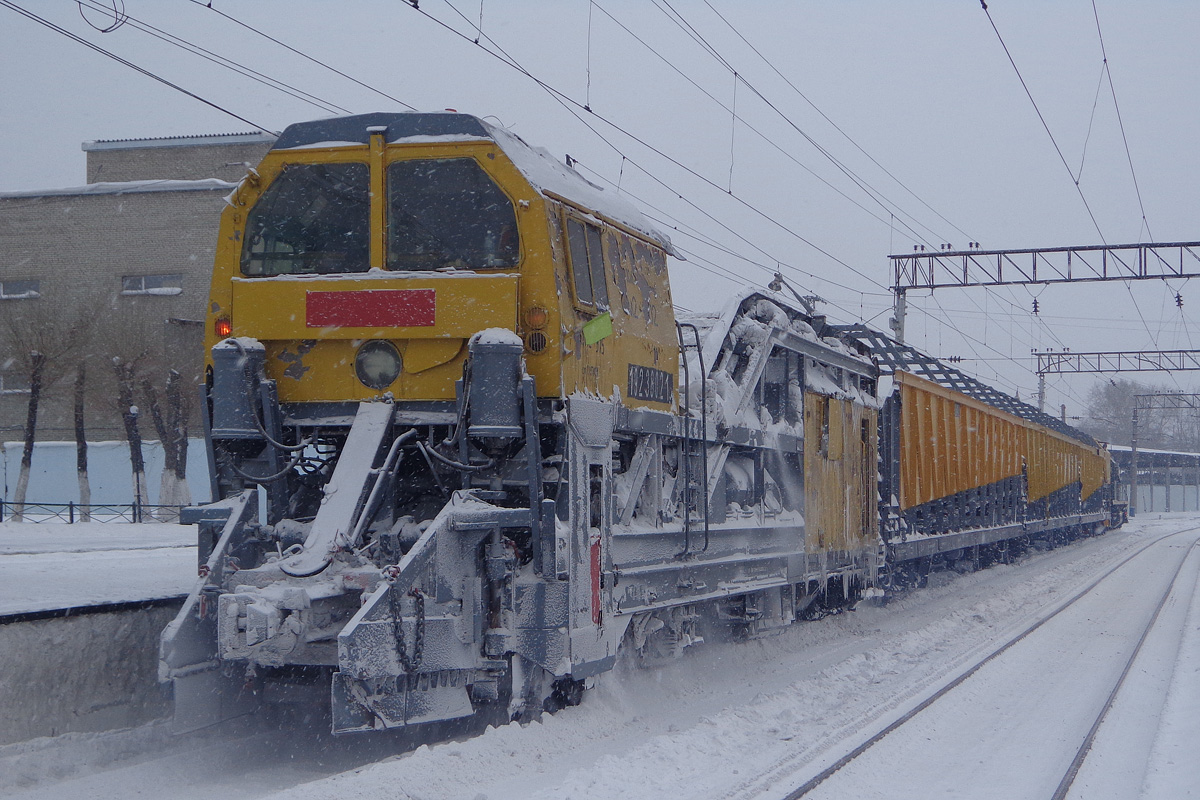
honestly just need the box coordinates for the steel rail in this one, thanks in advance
[1050,537,1200,799]
[782,525,1200,800]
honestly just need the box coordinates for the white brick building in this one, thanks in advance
[0,132,275,441]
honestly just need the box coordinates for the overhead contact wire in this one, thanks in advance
[425,0,889,291]
[1089,0,1153,241]
[980,1,1106,244]
[0,0,272,132]
[702,0,974,243]
[76,0,351,115]
[652,0,957,248]
[187,0,417,111]
[589,1,935,247]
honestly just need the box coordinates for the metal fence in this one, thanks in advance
[0,501,190,523]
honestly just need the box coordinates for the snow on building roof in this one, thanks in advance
[0,178,237,200]
[1107,444,1200,457]
[82,132,277,151]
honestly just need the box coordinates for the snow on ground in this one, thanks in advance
[0,522,196,615]
[804,521,1200,799]
[0,522,194,555]
[1135,551,1200,800]
[4,513,1197,799]
[260,515,1198,800]
[1071,525,1200,800]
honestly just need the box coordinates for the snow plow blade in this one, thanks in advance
[159,490,258,733]
[280,401,395,578]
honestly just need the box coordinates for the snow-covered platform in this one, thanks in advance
[0,522,197,746]
[0,522,196,618]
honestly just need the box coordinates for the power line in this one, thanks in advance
[921,294,1027,391]
[574,153,866,295]
[975,4,1167,378]
[572,152,881,323]
[0,0,272,132]
[980,1,1106,243]
[590,1,943,251]
[702,0,975,244]
[1089,0,1153,241]
[187,0,417,111]
[424,0,889,292]
[572,157,872,300]
[650,0,956,250]
[1075,61,1107,184]
[565,5,1064,379]
[76,0,351,116]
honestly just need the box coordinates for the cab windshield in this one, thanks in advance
[240,162,370,276]
[387,158,518,271]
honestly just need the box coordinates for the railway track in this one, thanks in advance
[778,524,1200,800]
[8,518,1191,800]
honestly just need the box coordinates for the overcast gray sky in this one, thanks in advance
[3,0,1198,419]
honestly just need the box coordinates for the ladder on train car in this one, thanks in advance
[676,322,710,554]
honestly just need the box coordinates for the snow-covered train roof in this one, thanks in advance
[270,112,674,254]
[676,286,874,378]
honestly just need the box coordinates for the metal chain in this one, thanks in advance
[410,588,425,670]
[387,581,425,673]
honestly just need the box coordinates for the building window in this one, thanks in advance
[121,274,183,296]
[0,369,30,395]
[0,279,40,300]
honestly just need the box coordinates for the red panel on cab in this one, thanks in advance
[306,289,436,328]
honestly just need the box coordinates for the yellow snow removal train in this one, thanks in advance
[161,113,1119,734]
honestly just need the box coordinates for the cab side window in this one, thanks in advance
[566,217,609,311]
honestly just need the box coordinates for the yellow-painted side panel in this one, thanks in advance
[897,371,1110,510]
[804,393,878,555]
[552,201,678,412]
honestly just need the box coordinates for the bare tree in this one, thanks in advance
[0,300,96,520]
[74,363,90,521]
[142,373,191,518]
[1081,379,1145,446]
[10,351,46,521]
[166,369,191,507]
[142,376,173,514]
[112,356,150,515]
[1081,378,1200,451]
[99,309,175,515]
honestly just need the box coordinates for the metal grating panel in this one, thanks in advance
[834,324,1097,447]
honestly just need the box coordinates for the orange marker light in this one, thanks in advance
[525,306,549,330]
[215,316,232,338]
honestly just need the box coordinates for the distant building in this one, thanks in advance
[0,132,275,442]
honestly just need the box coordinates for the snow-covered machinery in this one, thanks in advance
[159,112,883,733]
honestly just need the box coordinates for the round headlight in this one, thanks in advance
[355,341,402,390]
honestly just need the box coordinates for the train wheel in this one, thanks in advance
[507,657,583,721]
[544,677,585,712]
